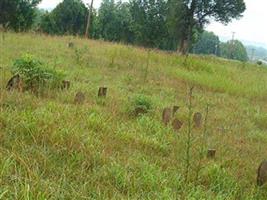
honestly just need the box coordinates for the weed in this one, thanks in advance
[73,47,87,65]
[184,86,194,183]
[1,32,267,199]
[127,94,153,116]
[11,54,65,93]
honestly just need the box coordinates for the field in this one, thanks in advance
[1,32,267,199]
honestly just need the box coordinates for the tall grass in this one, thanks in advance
[0,32,267,199]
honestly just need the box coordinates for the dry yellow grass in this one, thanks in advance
[1,32,267,199]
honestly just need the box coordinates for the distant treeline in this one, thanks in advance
[0,0,249,61]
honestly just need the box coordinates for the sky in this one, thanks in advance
[38,0,267,48]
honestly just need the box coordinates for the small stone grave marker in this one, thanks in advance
[207,149,216,159]
[61,80,70,90]
[162,107,172,126]
[172,106,180,116]
[68,42,74,48]
[257,160,267,186]
[74,91,85,104]
[6,74,23,92]
[98,87,108,97]
[193,112,202,128]
[172,118,183,131]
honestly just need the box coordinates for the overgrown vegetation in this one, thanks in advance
[0,0,251,61]
[1,32,267,199]
[128,94,153,116]
[11,54,65,91]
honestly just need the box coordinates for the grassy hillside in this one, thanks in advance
[1,32,267,199]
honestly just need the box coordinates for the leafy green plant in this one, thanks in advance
[128,94,153,116]
[11,54,65,92]
[74,48,83,65]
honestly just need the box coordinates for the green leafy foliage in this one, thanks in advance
[220,40,249,62]
[170,0,246,54]
[0,0,41,31]
[40,0,87,35]
[11,54,65,91]
[128,94,153,116]
[192,31,220,55]
[96,0,134,43]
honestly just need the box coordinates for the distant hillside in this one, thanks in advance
[245,45,267,61]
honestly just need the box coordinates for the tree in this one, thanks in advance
[129,0,168,48]
[97,0,134,43]
[85,0,94,38]
[0,0,41,31]
[192,31,220,55]
[40,0,87,35]
[220,40,248,62]
[172,0,246,54]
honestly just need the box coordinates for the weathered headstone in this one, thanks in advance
[6,74,23,92]
[162,107,172,126]
[61,80,71,90]
[257,160,267,186]
[193,112,202,128]
[207,149,216,159]
[98,87,108,97]
[172,118,183,131]
[74,91,85,104]
[134,107,147,116]
[172,106,180,116]
[68,42,74,48]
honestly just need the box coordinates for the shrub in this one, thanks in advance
[128,94,153,116]
[257,61,263,66]
[11,54,65,92]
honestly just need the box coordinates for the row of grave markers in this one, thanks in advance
[162,106,215,157]
[5,76,267,187]
[74,87,107,104]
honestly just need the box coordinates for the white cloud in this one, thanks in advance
[38,0,267,47]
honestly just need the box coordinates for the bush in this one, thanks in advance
[257,61,263,66]
[128,94,153,116]
[11,54,65,92]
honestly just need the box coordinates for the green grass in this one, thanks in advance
[1,32,267,199]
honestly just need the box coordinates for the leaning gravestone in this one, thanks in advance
[172,118,183,131]
[134,107,147,116]
[193,112,202,128]
[74,91,85,104]
[61,80,71,90]
[98,87,108,97]
[6,74,23,92]
[257,160,267,186]
[68,42,74,48]
[162,107,172,126]
[172,106,180,116]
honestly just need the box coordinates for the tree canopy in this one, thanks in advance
[0,0,41,31]
[40,0,87,35]
[0,0,250,62]
[173,0,246,54]
[220,40,249,62]
[192,31,220,55]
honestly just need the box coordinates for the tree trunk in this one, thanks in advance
[85,0,94,38]
[178,0,196,55]
[179,38,189,55]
